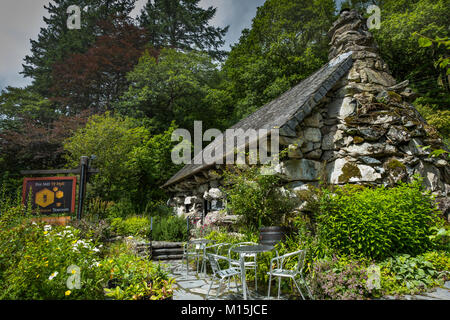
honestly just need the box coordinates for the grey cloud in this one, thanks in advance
[0,0,50,89]
[0,0,266,89]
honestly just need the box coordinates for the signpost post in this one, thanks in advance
[149,216,153,258]
[77,156,89,220]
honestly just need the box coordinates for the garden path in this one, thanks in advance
[385,281,450,300]
[157,259,287,300]
[157,260,450,300]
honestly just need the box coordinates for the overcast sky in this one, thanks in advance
[0,1,345,91]
[0,0,271,91]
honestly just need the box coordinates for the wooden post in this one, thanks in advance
[186,217,190,240]
[201,199,206,238]
[149,216,153,258]
[76,156,89,220]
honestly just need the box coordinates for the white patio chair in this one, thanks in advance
[266,249,312,300]
[228,242,258,291]
[206,253,241,299]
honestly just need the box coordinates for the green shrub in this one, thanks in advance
[102,242,175,300]
[422,250,450,272]
[69,218,112,243]
[316,179,443,260]
[110,214,188,242]
[85,197,115,220]
[152,215,188,242]
[379,253,447,296]
[110,216,150,238]
[429,225,450,251]
[106,199,136,219]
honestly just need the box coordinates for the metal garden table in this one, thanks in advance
[232,244,275,300]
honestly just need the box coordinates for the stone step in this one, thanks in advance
[152,248,184,255]
[151,241,184,249]
[152,254,184,260]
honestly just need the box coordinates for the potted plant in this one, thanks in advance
[224,167,298,244]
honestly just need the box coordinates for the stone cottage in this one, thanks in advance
[162,9,450,225]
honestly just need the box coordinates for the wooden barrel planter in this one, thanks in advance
[30,216,71,226]
[259,226,286,246]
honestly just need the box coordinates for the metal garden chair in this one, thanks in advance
[266,249,312,300]
[182,242,199,275]
[183,239,217,275]
[199,242,229,276]
[228,242,259,291]
[206,253,241,299]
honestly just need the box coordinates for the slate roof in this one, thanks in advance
[163,51,354,188]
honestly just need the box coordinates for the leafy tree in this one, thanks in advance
[340,0,387,10]
[138,0,229,59]
[50,16,154,114]
[223,0,336,121]
[117,48,233,134]
[0,86,56,132]
[22,0,137,96]
[63,113,180,209]
[0,86,88,192]
[0,111,90,174]
[372,0,450,105]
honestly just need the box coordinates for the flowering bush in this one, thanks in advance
[308,256,375,300]
[0,192,176,300]
[0,221,107,299]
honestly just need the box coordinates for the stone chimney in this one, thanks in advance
[321,9,449,206]
[328,9,397,90]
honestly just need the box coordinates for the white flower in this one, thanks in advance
[44,225,52,231]
[48,271,58,280]
[90,261,101,268]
